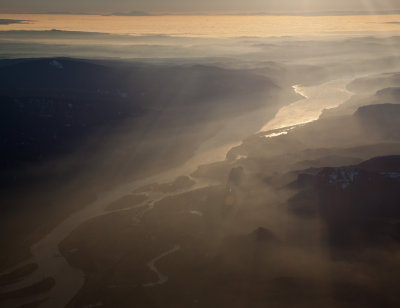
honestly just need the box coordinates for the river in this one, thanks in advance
[0,78,354,308]
[261,79,353,131]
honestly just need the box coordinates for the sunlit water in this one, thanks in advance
[1,14,400,37]
[260,79,353,131]
[1,12,396,308]
[1,76,356,307]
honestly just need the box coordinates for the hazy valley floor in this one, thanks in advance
[1,32,400,308]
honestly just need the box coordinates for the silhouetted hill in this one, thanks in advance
[0,57,279,174]
[290,156,400,247]
[347,72,400,94]
[321,71,400,118]
[0,58,111,92]
[0,58,277,105]
[357,155,400,173]
[355,103,400,139]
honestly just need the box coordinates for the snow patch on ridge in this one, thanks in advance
[328,168,360,189]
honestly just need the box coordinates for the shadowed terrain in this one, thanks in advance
[1,31,400,308]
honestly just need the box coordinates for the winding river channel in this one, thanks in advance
[1,78,354,308]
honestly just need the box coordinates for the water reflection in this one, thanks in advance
[261,79,353,131]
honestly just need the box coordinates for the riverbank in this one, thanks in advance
[0,74,360,307]
[0,78,300,308]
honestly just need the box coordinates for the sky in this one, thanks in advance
[1,0,400,14]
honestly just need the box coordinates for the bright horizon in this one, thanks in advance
[1,13,400,38]
[1,0,400,15]
[2,11,400,16]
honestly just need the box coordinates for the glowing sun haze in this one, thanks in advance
[1,0,400,14]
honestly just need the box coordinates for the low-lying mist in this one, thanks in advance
[1,29,400,308]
